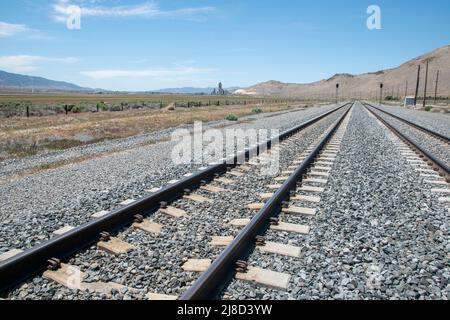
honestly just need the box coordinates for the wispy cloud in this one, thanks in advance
[0,55,79,73]
[81,67,216,80]
[0,21,50,40]
[0,21,29,38]
[52,1,216,22]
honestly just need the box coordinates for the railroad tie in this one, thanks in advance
[229,218,310,235]
[235,267,291,290]
[182,259,212,272]
[299,186,325,193]
[159,206,187,218]
[228,170,244,177]
[215,177,234,185]
[248,203,265,210]
[146,293,178,300]
[183,194,213,204]
[200,185,226,193]
[291,195,321,203]
[43,263,138,295]
[52,225,75,236]
[91,210,110,219]
[438,197,450,204]
[0,249,23,262]
[431,188,450,194]
[132,220,162,235]
[119,199,136,206]
[425,180,448,186]
[282,206,316,216]
[97,237,136,255]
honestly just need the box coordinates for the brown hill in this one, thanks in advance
[237,45,450,99]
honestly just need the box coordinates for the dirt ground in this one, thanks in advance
[0,103,304,160]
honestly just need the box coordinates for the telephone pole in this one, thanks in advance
[434,70,440,104]
[422,59,429,108]
[414,65,421,106]
[405,80,408,98]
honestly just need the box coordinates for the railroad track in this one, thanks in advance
[182,104,353,300]
[362,102,450,145]
[0,102,352,299]
[362,102,450,183]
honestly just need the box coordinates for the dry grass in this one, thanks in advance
[0,103,303,160]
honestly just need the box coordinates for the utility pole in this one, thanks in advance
[405,80,408,98]
[379,83,383,105]
[422,59,429,108]
[336,83,339,104]
[434,70,440,104]
[414,65,421,106]
[397,86,400,100]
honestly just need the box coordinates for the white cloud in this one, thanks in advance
[81,67,216,80]
[0,55,79,73]
[0,21,29,38]
[52,1,215,22]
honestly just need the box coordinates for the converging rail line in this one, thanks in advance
[363,103,450,183]
[0,103,352,295]
[363,102,450,145]
[181,104,354,300]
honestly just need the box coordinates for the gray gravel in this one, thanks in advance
[376,104,450,137]
[0,104,342,254]
[370,107,450,167]
[224,103,448,300]
[6,107,347,300]
[0,106,333,178]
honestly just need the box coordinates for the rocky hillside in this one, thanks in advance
[238,45,450,99]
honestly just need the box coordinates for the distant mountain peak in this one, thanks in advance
[0,70,91,92]
[242,44,450,97]
[326,73,354,81]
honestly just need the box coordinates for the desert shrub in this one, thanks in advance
[72,105,83,113]
[425,106,432,112]
[97,102,108,111]
[110,105,122,112]
[226,113,238,121]
[252,107,263,114]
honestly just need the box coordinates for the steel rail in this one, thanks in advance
[180,103,354,300]
[364,104,450,182]
[362,102,450,144]
[0,102,351,293]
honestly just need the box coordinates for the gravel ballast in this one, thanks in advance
[376,104,450,137]
[0,104,340,254]
[5,107,348,300]
[369,107,450,167]
[224,103,448,300]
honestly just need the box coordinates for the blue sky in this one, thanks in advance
[0,0,449,91]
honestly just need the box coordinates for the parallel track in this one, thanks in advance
[363,103,450,182]
[181,104,353,300]
[0,103,351,294]
[362,102,450,145]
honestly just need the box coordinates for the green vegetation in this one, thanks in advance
[96,102,108,111]
[226,113,239,121]
[252,107,263,114]
[0,93,305,118]
[424,106,432,112]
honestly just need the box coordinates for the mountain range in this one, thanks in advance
[1,45,448,98]
[0,70,90,92]
[152,86,241,95]
[238,45,450,98]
